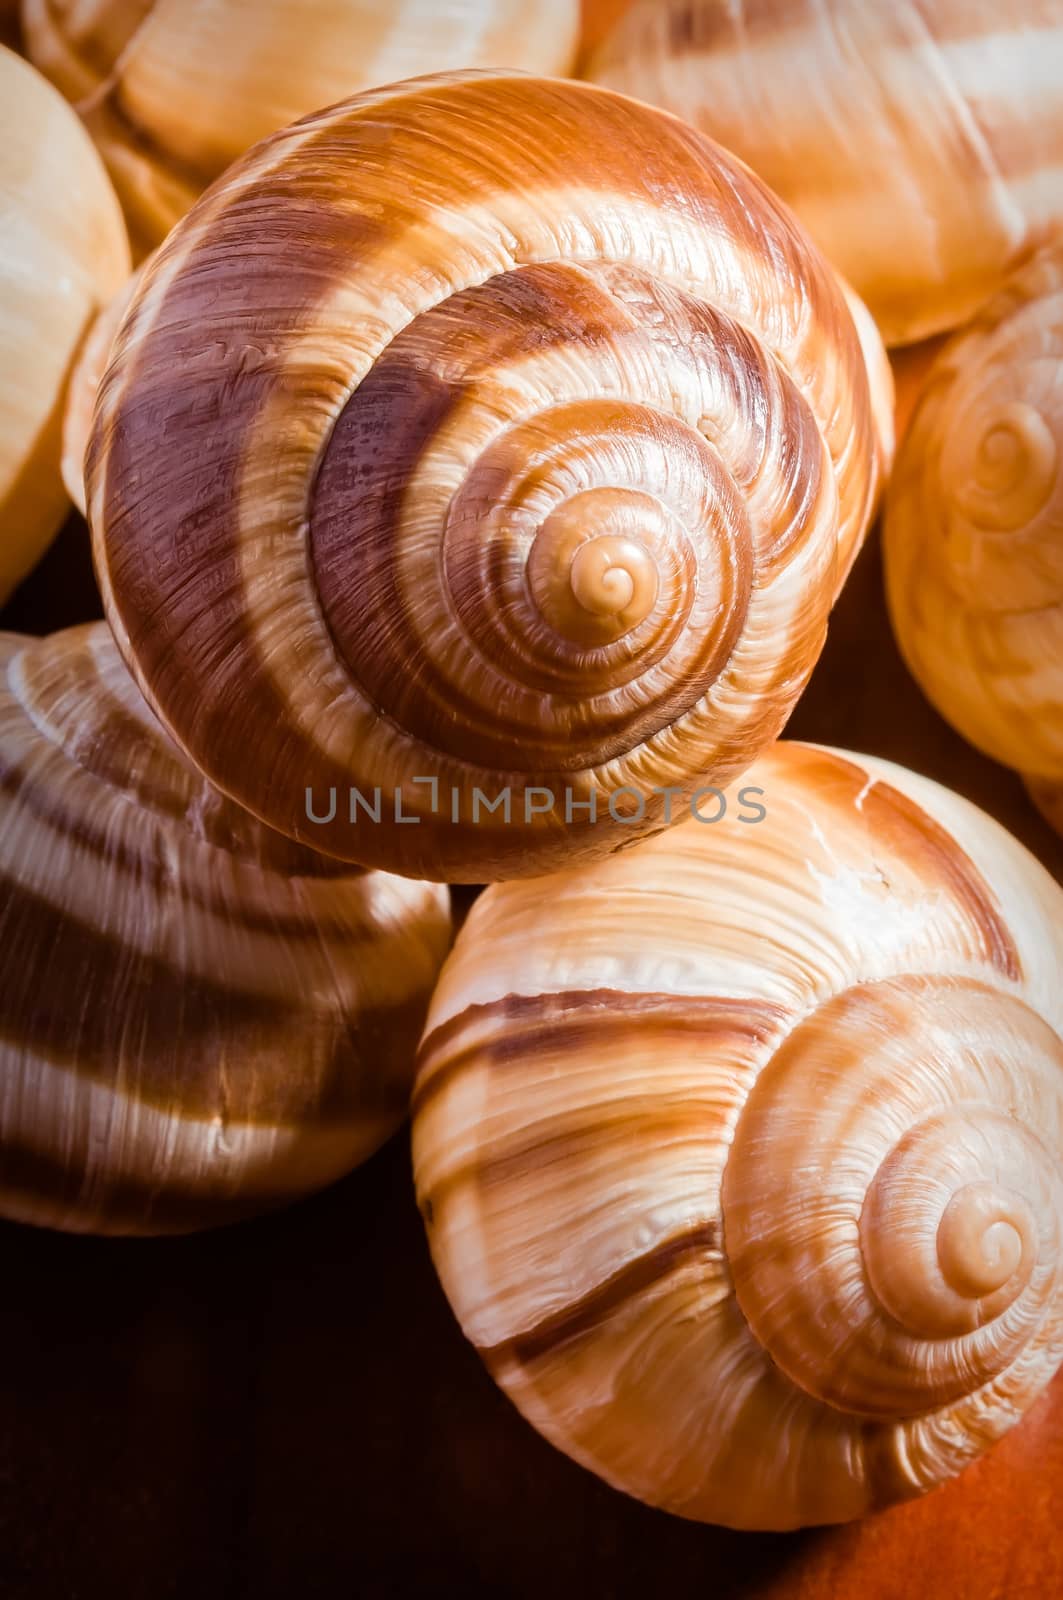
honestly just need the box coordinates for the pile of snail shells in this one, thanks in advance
[0,0,1061,1538]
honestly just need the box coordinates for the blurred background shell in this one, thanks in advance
[587,0,1063,347]
[884,241,1063,834]
[61,260,144,514]
[413,741,1063,1529]
[0,45,129,604]
[0,622,452,1234]
[21,0,582,255]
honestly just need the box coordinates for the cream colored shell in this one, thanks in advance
[0,46,129,600]
[413,741,1063,1529]
[587,0,1063,347]
[87,72,888,883]
[61,261,144,513]
[0,623,452,1235]
[22,0,582,255]
[884,243,1063,831]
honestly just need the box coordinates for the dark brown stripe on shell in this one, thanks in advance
[1,629,364,928]
[0,876,424,1124]
[785,746,1022,982]
[477,1221,722,1370]
[0,744,374,937]
[413,989,789,1118]
[426,1105,729,1216]
[89,110,395,835]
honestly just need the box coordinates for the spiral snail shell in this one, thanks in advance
[587,0,1063,347]
[21,0,581,256]
[0,45,129,602]
[884,242,1063,833]
[0,622,452,1234]
[88,71,889,883]
[412,741,1063,1529]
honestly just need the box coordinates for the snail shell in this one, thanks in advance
[587,0,1063,347]
[884,242,1063,832]
[0,623,452,1235]
[21,0,581,256]
[0,46,129,602]
[88,71,888,883]
[62,261,146,515]
[412,741,1063,1530]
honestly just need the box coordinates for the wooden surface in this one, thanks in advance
[0,513,1060,1598]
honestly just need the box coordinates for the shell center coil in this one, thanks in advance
[936,1182,1036,1299]
[946,399,1059,532]
[309,281,755,771]
[527,489,668,644]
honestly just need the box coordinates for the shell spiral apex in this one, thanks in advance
[0,622,452,1235]
[412,741,1063,1530]
[884,240,1063,829]
[87,71,886,883]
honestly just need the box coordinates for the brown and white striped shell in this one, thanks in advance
[587,0,1063,347]
[412,741,1063,1530]
[87,72,889,884]
[0,623,452,1235]
[21,0,581,256]
[884,241,1063,835]
[0,45,129,603]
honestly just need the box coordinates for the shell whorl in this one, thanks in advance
[0,623,452,1235]
[884,243,1063,817]
[88,72,885,882]
[724,976,1062,1421]
[411,742,1063,1530]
